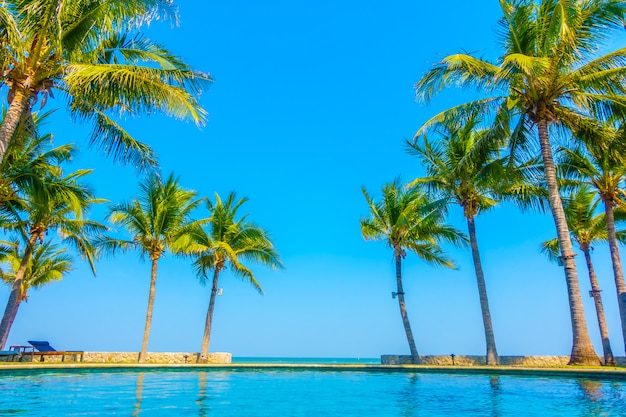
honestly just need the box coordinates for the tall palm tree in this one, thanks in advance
[406,114,544,365]
[541,187,624,365]
[0,0,212,167]
[0,168,105,349]
[173,192,283,363]
[0,111,97,349]
[559,119,626,354]
[105,173,199,362]
[360,179,466,364]
[0,241,72,345]
[413,0,624,364]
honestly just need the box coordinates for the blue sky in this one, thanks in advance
[2,0,625,358]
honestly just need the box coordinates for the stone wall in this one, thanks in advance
[381,355,626,367]
[15,352,232,364]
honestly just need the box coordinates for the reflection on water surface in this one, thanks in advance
[0,369,624,416]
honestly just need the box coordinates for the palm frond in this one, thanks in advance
[361,179,464,267]
[415,54,502,103]
[84,109,158,170]
[541,238,562,264]
[414,98,504,138]
[65,64,210,122]
[90,235,138,257]
[183,191,282,293]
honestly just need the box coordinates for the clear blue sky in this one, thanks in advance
[2,0,625,358]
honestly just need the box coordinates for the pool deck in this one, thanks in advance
[1,362,625,380]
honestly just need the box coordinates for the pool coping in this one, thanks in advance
[1,363,625,380]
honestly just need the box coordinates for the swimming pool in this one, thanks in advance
[1,368,625,416]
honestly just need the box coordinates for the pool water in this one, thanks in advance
[1,369,625,416]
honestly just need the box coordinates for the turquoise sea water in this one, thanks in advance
[1,367,625,416]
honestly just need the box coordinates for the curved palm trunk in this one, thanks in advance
[602,199,626,355]
[537,120,598,365]
[138,257,159,363]
[467,216,499,365]
[198,267,221,363]
[581,246,615,365]
[0,298,23,351]
[0,235,37,349]
[0,2,56,163]
[0,89,30,162]
[395,249,420,364]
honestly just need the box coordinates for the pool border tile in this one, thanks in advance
[0,363,625,380]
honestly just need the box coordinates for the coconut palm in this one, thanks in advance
[406,113,544,365]
[413,0,624,364]
[173,192,283,363]
[360,179,466,364]
[541,187,625,365]
[0,114,86,348]
[104,173,200,362]
[0,241,72,345]
[559,119,626,353]
[0,0,212,167]
[0,168,105,349]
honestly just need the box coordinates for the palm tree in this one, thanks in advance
[413,0,624,365]
[0,0,212,167]
[0,168,105,349]
[559,119,626,354]
[173,192,283,363]
[0,111,98,348]
[105,173,199,362]
[407,114,521,365]
[541,187,624,366]
[0,241,72,345]
[360,179,466,364]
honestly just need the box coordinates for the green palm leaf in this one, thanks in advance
[0,0,212,166]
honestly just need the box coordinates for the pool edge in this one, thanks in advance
[0,363,625,380]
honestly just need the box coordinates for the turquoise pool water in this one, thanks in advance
[1,369,625,416]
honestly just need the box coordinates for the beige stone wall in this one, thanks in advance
[381,355,626,367]
[19,352,232,364]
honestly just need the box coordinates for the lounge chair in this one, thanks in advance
[0,349,19,361]
[27,340,84,362]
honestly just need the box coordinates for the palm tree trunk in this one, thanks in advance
[198,268,220,363]
[138,257,159,363]
[467,215,499,365]
[602,199,626,355]
[0,296,23,352]
[0,89,30,163]
[582,246,615,366]
[537,119,598,365]
[395,249,420,364]
[0,236,36,349]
